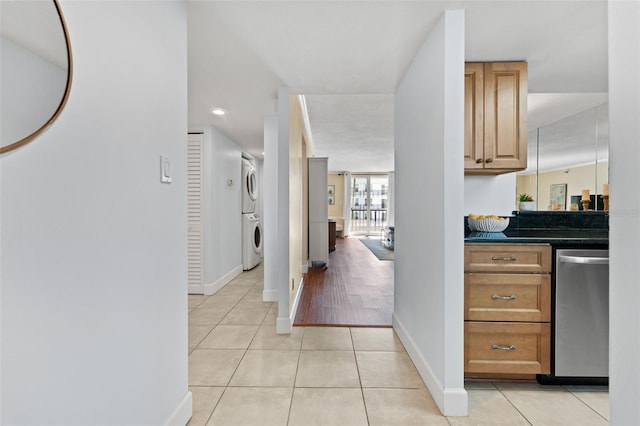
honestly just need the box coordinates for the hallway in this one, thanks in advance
[187,264,609,425]
[187,263,435,425]
[294,237,394,327]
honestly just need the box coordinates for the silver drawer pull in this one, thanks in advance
[491,294,517,301]
[491,256,518,261]
[491,344,517,351]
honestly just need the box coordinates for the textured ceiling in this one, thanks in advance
[1,1,609,172]
[187,1,608,171]
[305,95,394,173]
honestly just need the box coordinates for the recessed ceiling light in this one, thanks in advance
[210,107,226,116]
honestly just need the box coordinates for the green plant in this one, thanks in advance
[518,193,534,202]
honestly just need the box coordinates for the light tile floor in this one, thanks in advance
[188,265,609,425]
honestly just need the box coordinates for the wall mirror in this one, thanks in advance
[0,0,72,154]
[516,102,609,212]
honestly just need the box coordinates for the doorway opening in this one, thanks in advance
[349,174,389,236]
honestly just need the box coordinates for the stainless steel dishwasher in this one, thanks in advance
[555,249,609,378]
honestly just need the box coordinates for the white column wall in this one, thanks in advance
[275,88,292,334]
[0,1,189,424]
[609,1,640,424]
[387,172,395,226]
[263,116,279,303]
[393,10,467,416]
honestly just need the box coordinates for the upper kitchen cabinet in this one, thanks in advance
[464,62,528,175]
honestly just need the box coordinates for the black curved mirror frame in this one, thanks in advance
[0,0,73,154]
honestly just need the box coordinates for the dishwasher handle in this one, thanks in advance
[558,255,609,265]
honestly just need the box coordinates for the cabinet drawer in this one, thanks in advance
[465,243,551,273]
[464,322,550,374]
[465,273,550,322]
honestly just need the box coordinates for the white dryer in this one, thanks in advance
[242,213,262,270]
[242,158,257,213]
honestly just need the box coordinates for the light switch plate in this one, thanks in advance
[160,156,172,183]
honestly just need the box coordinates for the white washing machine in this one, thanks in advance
[242,158,257,213]
[242,213,262,270]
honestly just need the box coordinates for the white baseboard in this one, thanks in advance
[188,284,204,295]
[392,313,468,417]
[290,275,304,325]
[277,276,305,334]
[276,316,291,334]
[441,387,468,417]
[263,288,278,302]
[163,390,192,426]
[206,264,243,295]
[188,265,243,295]
[301,262,308,274]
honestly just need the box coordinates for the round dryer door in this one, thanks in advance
[246,168,257,201]
[252,221,262,253]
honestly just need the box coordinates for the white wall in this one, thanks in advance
[0,2,190,424]
[288,95,307,310]
[394,10,467,416]
[200,126,243,288]
[273,88,292,334]
[387,172,395,226]
[0,36,67,144]
[464,174,517,215]
[608,1,640,424]
[263,116,279,303]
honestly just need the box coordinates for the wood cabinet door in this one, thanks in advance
[464,243,552,274]
[464,63,484,170]
[483,62,528,171]
[465,322,550,374]
[465,273,551,322]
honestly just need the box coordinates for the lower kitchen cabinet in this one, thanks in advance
[464,243,551,376]
[465,321,551,374]
[465,273,550,322]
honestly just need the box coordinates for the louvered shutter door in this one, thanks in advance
[187,133,203,289]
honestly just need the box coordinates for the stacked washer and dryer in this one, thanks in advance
[241,158,262,270]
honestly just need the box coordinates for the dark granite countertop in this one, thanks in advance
[465,229,609,244]
[464,211,609,245]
